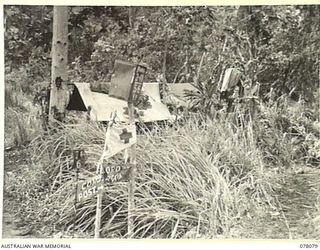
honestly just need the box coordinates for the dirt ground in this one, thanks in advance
[2,146,43,238]
[2,147,320,239]
[231,166,320,239]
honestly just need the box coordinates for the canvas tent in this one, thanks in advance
[67,82,173,122]
[67,81,200,122]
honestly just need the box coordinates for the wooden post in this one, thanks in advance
[126,64,146,238]
[128,7,137,29]
[72,150,81,236]
[127,101,136,238]
[94,180,103,238]
[94,120,113,239]
[49,6,69,122]
[94,142,107,239]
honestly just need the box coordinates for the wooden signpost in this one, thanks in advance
[127,101,136,238]
[94,169,103,238]
[93,161,133,238]
[73,149,85,235]
[73,61,146,238]
[93,116,111,239]
[127,64,146,238]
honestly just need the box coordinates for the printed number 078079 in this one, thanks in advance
[300,244,319,248]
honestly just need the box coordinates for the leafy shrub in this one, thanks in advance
[5,65,45,147]
[256,99,320,168]
[5,107,42,147]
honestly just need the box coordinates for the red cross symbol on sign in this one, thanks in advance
[119,129,133,144]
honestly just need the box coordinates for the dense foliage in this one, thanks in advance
[4,5,320,101]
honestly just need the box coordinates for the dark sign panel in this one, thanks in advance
[104,164,133,183]
[109,60,146,103]
[109,60,136,101]
[76,164,134,203]
[130,65,147,104]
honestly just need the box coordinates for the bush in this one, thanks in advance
[5,107,42,147]
[256,99,320,168]
[5,66,45,147]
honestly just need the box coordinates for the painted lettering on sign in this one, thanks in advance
[131,65,146,104]
[103,164,132,183]
[77,175,104,202]
[105,173,124,183]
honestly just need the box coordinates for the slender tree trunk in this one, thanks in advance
[128,7,137,29]
[49,6,69,122]
[184,50,189,82]
[162,42,168,80]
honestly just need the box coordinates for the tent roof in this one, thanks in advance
[67,82,173,122]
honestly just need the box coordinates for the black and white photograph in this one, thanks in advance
[2,4,320,242]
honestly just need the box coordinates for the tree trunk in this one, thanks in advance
[162,42,168,80]
[49,6,69,122]
[128,7,137,29]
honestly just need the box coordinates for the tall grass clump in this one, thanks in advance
[133,116,273,238]
[5,107,41,147]
[5,69,43,147]
[24,113,275,238]
[256,98,320,168]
